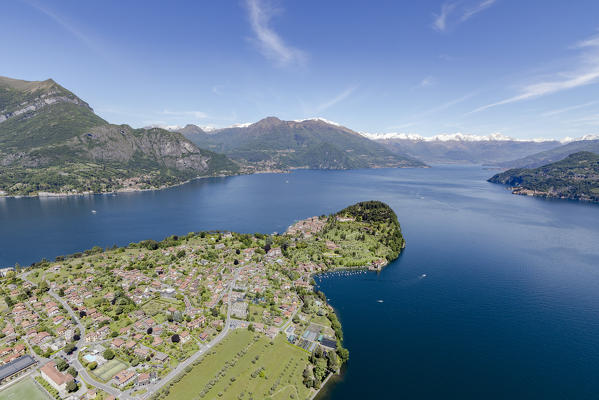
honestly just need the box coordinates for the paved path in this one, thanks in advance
[142,268,242,399]
[19,267,251,400]
[46,289,127,399]
[21,272,126,399]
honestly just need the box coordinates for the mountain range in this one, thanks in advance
[496,139,599,168]
[0,76,238,196]
[175,117,424,171]
[489,151,599,202]
[2,75,598,197]
[366,132,599,166]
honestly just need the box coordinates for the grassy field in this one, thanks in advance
[0,378,50,400]
[92,359,127,382]
[142,298,183,317]
[164,330,312,400]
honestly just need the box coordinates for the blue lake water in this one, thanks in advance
[2,166,599,398]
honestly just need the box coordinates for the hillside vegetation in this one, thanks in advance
[0,76,238,196]
[489,151,599,202]
[179,117,425,171]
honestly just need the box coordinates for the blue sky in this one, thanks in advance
[2,0,599,139]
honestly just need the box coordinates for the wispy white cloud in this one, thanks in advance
[432,2,457,32]
[461,0,497,21]
[314,86,357,113]
[575,34,599,49]
[23,0,97,52]
[470,33,599,113]
[387,92,477,130]
[161,110,208,119]
[419,76,435,87]
[433,0,497,32]
[245,0,306,66]
[421,92,477,115]
[541,101,599,117]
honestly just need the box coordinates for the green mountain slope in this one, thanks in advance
[488,151,599,202]
[498,139,599,168]
[0,76,238,196]
[179,117,425,170]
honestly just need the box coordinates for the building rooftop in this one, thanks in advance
[0,355,36,381]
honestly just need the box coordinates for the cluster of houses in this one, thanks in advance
[0,226,345,399]
[1,291,74,361]
[285,216,327,237]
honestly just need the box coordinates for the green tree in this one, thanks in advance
[103,348,115,360]
[66,380,78,393]
[56,358,68,371]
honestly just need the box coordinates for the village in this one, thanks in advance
[0,201,402,400]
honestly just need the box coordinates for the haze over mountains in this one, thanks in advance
[362,131,599,166]
[496,139,599,168]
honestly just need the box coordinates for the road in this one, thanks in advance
[19,266,247,400]
[21,272,126,399]
[141,267,242,399]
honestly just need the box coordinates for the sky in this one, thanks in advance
[2,0,599,139]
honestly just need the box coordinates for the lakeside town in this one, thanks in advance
[0,201,403,400]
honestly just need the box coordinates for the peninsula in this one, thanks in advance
[488,151,599,203]
[0,201,403,400]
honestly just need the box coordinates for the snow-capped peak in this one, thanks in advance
[360,131,570,143]
[230,122,253,128]
[361,132,519,142]
[560,134,599,143]
[293,117,343,127]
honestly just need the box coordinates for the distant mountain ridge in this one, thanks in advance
[177,117,425,170]
[498,139,599,168]
[489,151,599,202]
[0,76,238,196]
[369,135,562,165]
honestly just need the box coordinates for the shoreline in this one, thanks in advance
[2,202,404,399]
[0,172,244,199]
[0,165,425,199]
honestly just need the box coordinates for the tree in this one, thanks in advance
[88,361,98,370]
[66,380,78,393]
[56,358,68,371]
[264,237,272,253]
[337,346,349,362]
[171,334,180,343]
[103,348,115,360]
[327,351,339,370]
[147,327,153,335]
[64,343,76,355]
[248,324,255,332]
[67,366,78,377]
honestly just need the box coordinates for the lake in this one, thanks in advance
[2,166,599,399]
